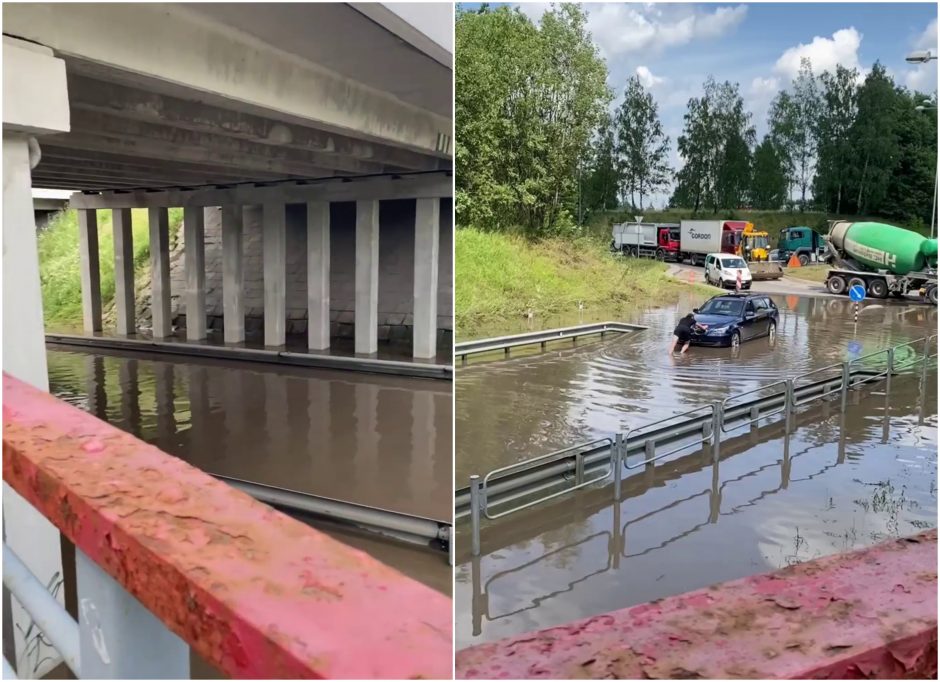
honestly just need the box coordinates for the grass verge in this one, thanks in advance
[784,264,831,283]
[456,227,710,337]
[39,208,183,327]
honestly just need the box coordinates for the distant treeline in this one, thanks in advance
[456,3,938,237]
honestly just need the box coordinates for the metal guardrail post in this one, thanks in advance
[644,440,655,469]
[711,402,722,462]
[76,549,189,678]
[785,379,795,433]
[575,452,585,484]
[612,433,622,500]
[840,361,850,412]
[470,475,482,557]
[886,348,894,397]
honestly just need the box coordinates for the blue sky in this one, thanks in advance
[460,2,938,208]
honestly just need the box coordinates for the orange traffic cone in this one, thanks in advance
[787,253,801,268]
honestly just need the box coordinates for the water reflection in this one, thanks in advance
[47,346,452,522]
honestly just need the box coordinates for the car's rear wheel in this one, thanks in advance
[730,330,741,349]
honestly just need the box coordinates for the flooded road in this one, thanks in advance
[46,345,452,592]
[454,294,937,648]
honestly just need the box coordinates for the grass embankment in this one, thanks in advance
[784,264,831,283]
[39,208,184,327]
[456,227,708,336]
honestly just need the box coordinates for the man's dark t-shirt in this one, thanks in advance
[674,317,695,343]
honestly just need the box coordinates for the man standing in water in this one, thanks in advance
[670,312,696,354]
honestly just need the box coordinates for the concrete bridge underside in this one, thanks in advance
[4,2,454,361]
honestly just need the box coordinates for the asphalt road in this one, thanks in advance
[667,261,836,298]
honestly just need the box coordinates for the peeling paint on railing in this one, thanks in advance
[2,373,452,679]
[456,530,937,679]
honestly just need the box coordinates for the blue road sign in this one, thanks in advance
[848,340,862,356]
[849,284,866,302]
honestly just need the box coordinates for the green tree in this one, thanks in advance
[582,115,620,214]
[812,65,859,214]
[768,91,797,201]
[769,58,820,209]
[454,4,610,235]
[614,75,672,211]
[750,137,788,209]
[673,94,711,212]
[846,62,899,215]
[882,90,937,225]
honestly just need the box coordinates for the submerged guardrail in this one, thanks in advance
[460,334,937,555]
[454,321,646,364]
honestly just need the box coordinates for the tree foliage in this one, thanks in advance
[750,137,788,209]
[455,4,610,235]
[615,76,672,211]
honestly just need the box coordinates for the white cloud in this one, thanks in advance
[635,65,665,89]
[750,76,780,97]
[570,4,747,59]
[773,27,863,80]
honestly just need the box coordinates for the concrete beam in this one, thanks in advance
[67,172,452,209]
[355,200,379,355]
[112,208,135,336]
[2,37,69,136]
[3,3,451,156]
[148,207,172,339]
[67,110,385,175]
[51,132,341,180]
[76,209,102,332]
[183,207,207,340]
[306,202,330,350]
[413,199,440,359]
[221,205,245,344]
[262,204,287,347]
[66,75,434,171]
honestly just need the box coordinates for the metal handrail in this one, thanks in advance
[721,380,790,433]
[623,404,717,470]
[482,437,614,520]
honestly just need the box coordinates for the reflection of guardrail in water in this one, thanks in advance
[454,321,646,364]
[462,335,936,555]
[467,420,853,636]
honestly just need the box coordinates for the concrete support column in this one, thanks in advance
[263,202,287,347]
[77,209,102,333]
[183,207,206,340]
[413,198,440,358]
[307,201,330,350]
[112,208,135,336]
[221,205,245,344]
[148,207,172,338]
[355,200,379,355]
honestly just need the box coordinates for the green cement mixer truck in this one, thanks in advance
[824,221,938,305]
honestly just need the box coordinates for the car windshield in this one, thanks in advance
[698,298,744,316]
[721,257,747,269]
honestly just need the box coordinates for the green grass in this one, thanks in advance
[784,264,831,283]
[456,227,710,336]
[38,208,183,326]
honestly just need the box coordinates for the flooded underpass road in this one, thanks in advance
[45,345,452,594]
[455,294,937,648]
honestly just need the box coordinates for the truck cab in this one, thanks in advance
[656,224,681,261]
[778,226,827,265]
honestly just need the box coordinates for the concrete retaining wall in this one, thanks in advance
[162,199,452,347]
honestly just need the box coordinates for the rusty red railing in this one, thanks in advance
[457,530,938,679]
[2,373,452,679]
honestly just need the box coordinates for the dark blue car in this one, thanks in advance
[689,293,779,349]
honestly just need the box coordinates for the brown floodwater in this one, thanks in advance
[454,293,937,648]
[45,345,452,593]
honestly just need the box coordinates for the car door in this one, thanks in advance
[741,299,759,339]
[752,298,771,336]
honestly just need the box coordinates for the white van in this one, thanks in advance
[704,253,753,290]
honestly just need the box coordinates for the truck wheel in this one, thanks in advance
[798,253,810,266]
[928,285,938,306]
[630,246,639,257]
[827,276,847,295]
[656,248,666,261]
[868,279,888,299]
[848,277,866,293]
